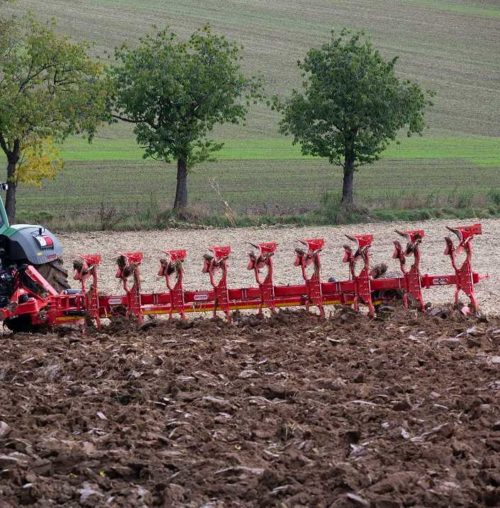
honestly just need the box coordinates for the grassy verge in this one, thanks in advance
[16,201,500,232]
[57,136,500,166]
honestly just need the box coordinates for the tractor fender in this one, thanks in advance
[3,225,64,266]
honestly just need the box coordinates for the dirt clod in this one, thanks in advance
[0,309,498,506]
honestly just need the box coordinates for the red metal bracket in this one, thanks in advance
[248,241,277,315]
[73,254,102,326]
[115,252,143,323]
[24,265,59,297]
[294,238,325,318]
[203,245,231,321]
[5,265,59,326]
[393,230,425,311]
[444,223,482,313]
[343,234,375,317]
[159,249,187,319]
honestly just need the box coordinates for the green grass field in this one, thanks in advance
[15,154,500,229]
[59,136,500,166]
[3,0,500,228]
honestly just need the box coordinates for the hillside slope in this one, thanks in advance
[7,0,500,138]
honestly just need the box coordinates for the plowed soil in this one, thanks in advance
[1,309,499,507]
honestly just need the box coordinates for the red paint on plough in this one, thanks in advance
[248,241,277,316]
[0,224,488,329]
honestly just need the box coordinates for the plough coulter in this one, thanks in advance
[0,224,487,331]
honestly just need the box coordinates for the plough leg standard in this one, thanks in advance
[0,224,488,331]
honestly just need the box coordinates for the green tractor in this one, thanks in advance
[0,183,69,307]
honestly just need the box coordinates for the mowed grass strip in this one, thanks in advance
[58,136,500,167]
[16,158,500,216]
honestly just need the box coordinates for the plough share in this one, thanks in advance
[0,224,487,331]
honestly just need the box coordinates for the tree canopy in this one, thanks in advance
[15,137,63,188]
[276,29,433,207]
[0,14,109,222]
[110,25,262,211]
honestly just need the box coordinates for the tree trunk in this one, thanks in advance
[5,141,20,224]
[5,161,17,223]
[173,157,188,212]
[341,148,355,207]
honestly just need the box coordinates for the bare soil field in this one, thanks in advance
[0,219,498,506]
[60,218,499,314]
[0,310,499,506]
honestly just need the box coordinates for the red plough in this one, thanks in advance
[0,224,488,330]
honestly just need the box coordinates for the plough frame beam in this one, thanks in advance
[0,224,487,329]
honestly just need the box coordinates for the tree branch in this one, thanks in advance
[112,113,140,124]
[18,55,34,92]
[18,62,57,94]
[0,133,9,155]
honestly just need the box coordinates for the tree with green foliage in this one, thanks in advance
[110,25,262,212]
[275,29,433,207]
[0,15,108,222]
[0,1,13,53]
[15,137,64,188]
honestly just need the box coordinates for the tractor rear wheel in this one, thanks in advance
[36,258,70,293]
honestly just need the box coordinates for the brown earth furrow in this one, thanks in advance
[0,310,499,506]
